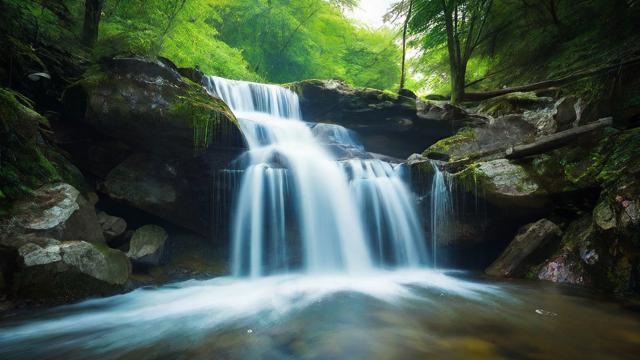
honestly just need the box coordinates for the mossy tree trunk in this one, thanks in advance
[82,0,104,48]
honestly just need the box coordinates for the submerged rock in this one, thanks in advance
[11,183,104,243]
[128,225,168,266]
[486,219,562,277]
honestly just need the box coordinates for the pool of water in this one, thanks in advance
[1,270,639,359]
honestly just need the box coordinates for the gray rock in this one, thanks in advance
[128,225,168,266]
[554,96,579,131]
[11,183,105,243]
[287,79,460,158]
[457,159,547,208]
[3,234,131,301]
[486,219,562,277]
[97,211,127,240]
[101,153,204,233]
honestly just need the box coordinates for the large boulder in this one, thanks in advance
[456,159,548,208]
[286,79,462,158]
[10,183,104,243]
[2,234,130,302]
[127,225,168,266]
[100,153,208,233]
[62,57,245,159]
[486,219,562,277]
[424,114,536,162]
[477,92,553,118]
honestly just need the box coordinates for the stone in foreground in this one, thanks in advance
[128,225,168,266]
[486,219,562,277]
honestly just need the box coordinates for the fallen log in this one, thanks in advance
[505,117,613,159]
[458,57,640,102]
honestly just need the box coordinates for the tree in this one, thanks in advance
[410,0,493,103]
[400,0,413,90]
[82,0,104,47]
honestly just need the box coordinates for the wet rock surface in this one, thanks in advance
[486,219,562,277]
[1,234,130,302]
[10,183,104,243]
[287,79,466,157]
[127,225,168,267]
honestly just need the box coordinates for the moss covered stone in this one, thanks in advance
[425,128,477,159]
[477,92,552,117]
[63,57,245,158]
[455,159,548,208]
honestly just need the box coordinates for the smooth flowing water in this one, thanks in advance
[1,271,639,359]
[1,79,639,359]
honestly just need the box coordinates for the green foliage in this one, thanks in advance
[92,0,401,89]
[208,0,400,89]
[0,88,59,204]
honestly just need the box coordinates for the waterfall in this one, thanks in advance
[204,76,428,276]
[429,161,453,268]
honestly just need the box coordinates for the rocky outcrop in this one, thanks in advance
[486,219,562,277]
[1,234,130,302]
[63,57,245,158]
[10,183,104,243]
[127,225,167,266]
[286,79,472,158]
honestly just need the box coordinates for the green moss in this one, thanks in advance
[425,127,476,159]
[597,128,640,186]
[0,88,64,203]
[168,79,238,155]
[477,92,548,117]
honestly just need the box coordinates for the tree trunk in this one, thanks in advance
[82,0,103,48]
[505,117,613,159]
[399,0,413,90]
[450,60,467,104]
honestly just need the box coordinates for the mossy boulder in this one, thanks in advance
[477,92,553,117]
[0,88,85,215]
[62,57,245,159]
[424,114,536,161]
[456,159,548,208]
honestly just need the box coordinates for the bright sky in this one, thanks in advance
[346,0,397,29]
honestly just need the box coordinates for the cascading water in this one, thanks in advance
[203,76,428,276]
[429,161,453,267]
